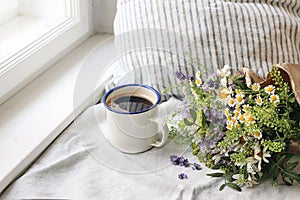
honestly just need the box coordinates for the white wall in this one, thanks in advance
[0,0,18,24]
[93,0,116,34]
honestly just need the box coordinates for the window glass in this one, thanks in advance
[0,0,68,63]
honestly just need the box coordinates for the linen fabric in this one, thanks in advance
[112,0,300,98]
[1,98,300,200]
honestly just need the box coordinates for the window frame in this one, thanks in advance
[0,0,92,104]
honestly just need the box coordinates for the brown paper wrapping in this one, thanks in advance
[242,63,300,153]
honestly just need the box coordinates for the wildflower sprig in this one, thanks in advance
[169,66,300,191]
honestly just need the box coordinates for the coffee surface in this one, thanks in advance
[109,95,153,113]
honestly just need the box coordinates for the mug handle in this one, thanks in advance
[149,99,179,148]
[150,122,169,147]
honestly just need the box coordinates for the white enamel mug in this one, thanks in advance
[103,84,169,153]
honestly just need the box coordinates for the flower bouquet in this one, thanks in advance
[169,64,300,191]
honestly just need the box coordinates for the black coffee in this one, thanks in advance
[109,95,153,112]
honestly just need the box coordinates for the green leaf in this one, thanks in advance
[224,182,242,192]
[285,162,298,171]
[288,153,300,164]
[243,170,248,180]
[224,174,234,182]
[273,170,279,181]
[221,156,231,161]
[219,184,226,191]
[212,163,224,170]
[201,111,207,127]
[278,154,287,165]
[190,109,197,123]
[234,80,247,90]
[282,170,300,184]
[206,173,224,177]
[269,163,279,180]
[283,179,293,186]
[183,118,193,126]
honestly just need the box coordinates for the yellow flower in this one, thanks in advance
[227,115,232,121]
[242,104,250,112]
[269,94,280,104]
[225,108,230,117]
[220,88,230,99]
[228,97,236,107]
[255,95,263,106]
[235,105,241,112]
[235,89,245,97]
[196,71,201,78]
[233,109,241,118]
[195,78,202,87]
[252,83,260,92]
[264,85,275,94]
[235,94,244,105]
[253,131,262,139]
[226,122,234,130]
[238,114,246,123]
[231,117,238,125]
[245,115,255,125]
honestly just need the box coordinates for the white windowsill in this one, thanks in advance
[0,33,116,193]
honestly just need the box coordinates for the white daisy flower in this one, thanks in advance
[235,89,245,97]
[245,114,255,125]
[226,121,234,130]
[251,83,261,92]
[255,95,263,106]
[196,71,201,78]
[195,78,202,87]
[246,157,259,175]
[235,94,244,105]
[228,97,236,107]
[218,64,231,77]
[242,104,250,112]
[245,174,259,187]
[225,108,230,117]
[253,131,262,139]
[220,77,227,87]
[232,174,244,186]
[253,143,271,171]
[238,114,246,123]
[212,154,222,165]
[269,94,280,104]
[230,116,238,126]
[219,88,230,99]
[264,85,275,94]
[233,109,241,118]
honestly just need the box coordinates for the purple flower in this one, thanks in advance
[192,162,202,170]
[228,84,236,90]
[178,156,190,167]
[205,79,221,90]
[175,71,186,80]
[182,99,191,118]
[170,155,178,164]
[203,107,225,126]
[178,173,188,179]
[169,155,190,167]
[189,75,195,81]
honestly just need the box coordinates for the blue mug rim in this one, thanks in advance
[103,84,161,115]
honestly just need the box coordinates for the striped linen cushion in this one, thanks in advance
[112,0,300,98]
